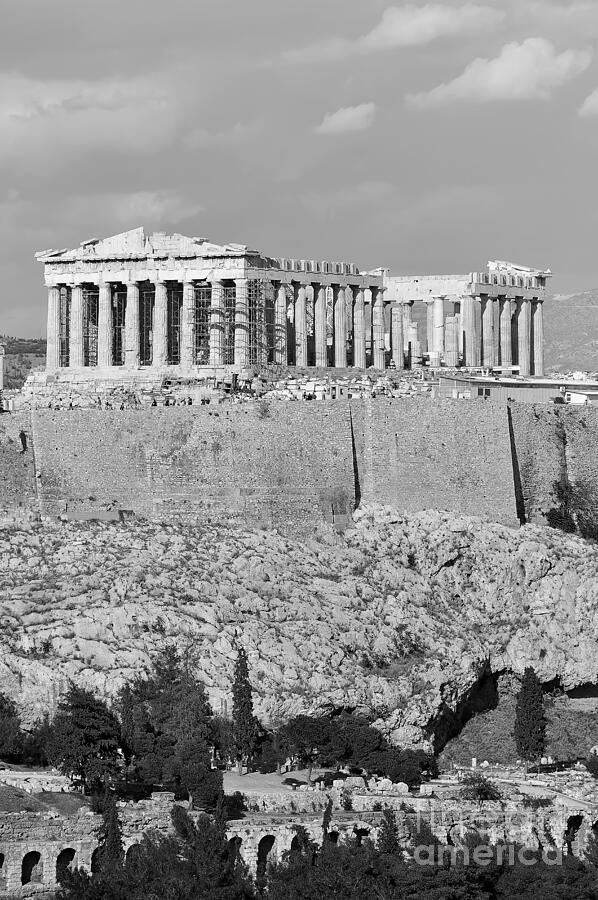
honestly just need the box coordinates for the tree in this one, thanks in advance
[57,806,255,900]
[47,687,121,791]
[376,807,401,855]
[279,715,332,782]
[231,646,259,775]
[460,772,503,806]
[0,692,24,762]
[586,754,598,779]
[119,646,222,807]
[514,667,546,763]
[93,792,124,874]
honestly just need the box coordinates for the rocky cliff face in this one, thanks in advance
[1,506,597,751]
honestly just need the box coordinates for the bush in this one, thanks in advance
[586,754,598,779]
[460,772,502,805]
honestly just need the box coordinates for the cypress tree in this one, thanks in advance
[376,808,401,855]
[514,667,546,762]
[231,645,259,775]
[95,792,124,872]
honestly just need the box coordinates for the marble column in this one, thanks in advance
[69,285,84,367]
[294,283,307,368]
[234,278,249,368]
[314,284,327,368]
[209,280,224,366]
[517,298,531,377]
[433,295,445,356]
[402,301,413,352]
[97,282,113,368]
[274,283,288,365]
[481,296,496,367]
[373,288,386,370]
[124,282,140,368]
[426,301,434,354]
[533,300,544,377]
[390,304,404,369]
[333,285,347,368]
[461,295,478,366]
[444,316,459,367]
[181,281,195,370]
[152,281,168,367]
[353,288,366,369]
[46,286,61,371]
[499,298,512,371]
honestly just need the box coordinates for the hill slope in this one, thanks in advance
[1,506,598,751]
[544,291,598,372]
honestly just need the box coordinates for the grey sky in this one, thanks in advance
[2,0,598,335]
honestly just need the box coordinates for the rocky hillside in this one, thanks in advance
[544,291,598,372]
[1,506,598,752]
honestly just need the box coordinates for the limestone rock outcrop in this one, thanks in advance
[1,506,597,751]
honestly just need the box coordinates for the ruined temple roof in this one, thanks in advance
[35,227,259,264]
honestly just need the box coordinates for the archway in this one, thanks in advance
[0,853,5,887]
[56,848,76,882]
[564,815,584,855]
[90,847,101,874]
[228,836,242,860]
[354,827,370,847]
[21,851,42,885]
[256,835,275,881]
[327,831,339,844]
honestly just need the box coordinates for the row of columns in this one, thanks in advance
[47,279,388,372]
[459,295,544,376]
[419,294,544,376]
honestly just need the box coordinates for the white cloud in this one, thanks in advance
[361,3,505,50]
[407,38,592,107]
[0,71,184,171]
[284,4,505,64]
[315,103,376,135]
[578,86,598,116]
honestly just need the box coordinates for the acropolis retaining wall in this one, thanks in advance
[1,400,597,532]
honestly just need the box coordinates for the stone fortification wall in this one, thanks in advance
[2,399,598,532]
[31,404,355,531]
[356,399,518,525]
[0,413,38,523]
[509,404,598,532]
[508,404,567,526]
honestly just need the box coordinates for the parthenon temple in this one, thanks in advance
[36,228,550,384]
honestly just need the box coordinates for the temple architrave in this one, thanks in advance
[35,228,550,385]
[36,228,386,386]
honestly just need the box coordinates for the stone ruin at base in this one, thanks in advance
[32,228,550,397]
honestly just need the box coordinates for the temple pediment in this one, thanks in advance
[36,227,255,263]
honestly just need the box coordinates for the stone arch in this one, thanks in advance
[256,835,276,881]
[21,851,43,885]
[56,848,77,882]
[290,834,302,859]
[0,852,5,886]
[564,815,585,855]
[90,847,102,874]
[327,831,339,844]
[228,836,242,859]
[354,827,370,847]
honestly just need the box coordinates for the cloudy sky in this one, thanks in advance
[2,0,598,335]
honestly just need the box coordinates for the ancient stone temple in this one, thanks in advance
[385,261,551,376]
[36,228,386,386]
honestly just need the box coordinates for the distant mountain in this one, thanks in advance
[544,292,598,373]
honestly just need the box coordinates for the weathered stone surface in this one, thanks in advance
[0,505,598,751]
